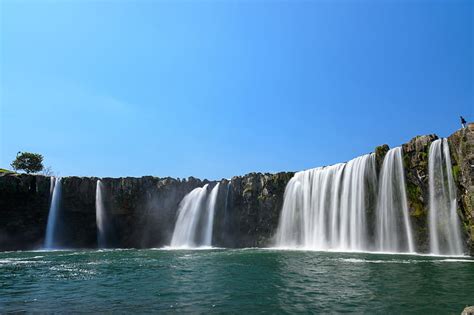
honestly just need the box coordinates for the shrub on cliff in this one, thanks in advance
[0,168,15,174]
[11,152,44,174]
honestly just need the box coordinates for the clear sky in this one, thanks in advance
[0,0,472,180]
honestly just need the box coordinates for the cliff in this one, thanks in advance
[0,172,293,251]
[448,124,474,251]
[0,124,473,253]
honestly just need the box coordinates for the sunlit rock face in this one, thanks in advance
[0,124,472,254]
[401,134,437,253]
[448,123,474,254]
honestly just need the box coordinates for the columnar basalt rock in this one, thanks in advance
[218,172,294,248]
[0,174,51,251]
[0,125,472,253]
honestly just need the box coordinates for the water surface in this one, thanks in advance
[1,249,473,313]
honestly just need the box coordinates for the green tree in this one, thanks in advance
[11,152,44,174]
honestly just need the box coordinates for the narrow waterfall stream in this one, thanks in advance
[428,138,464,255]
[170,183,220,248]
[96,180,106,248]
[203,183,220,246]
[375,147,414,253]
[44,177,62,249]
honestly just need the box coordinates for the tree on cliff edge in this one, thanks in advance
[11,152,44,174]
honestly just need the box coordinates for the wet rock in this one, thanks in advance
[402,134,437,252]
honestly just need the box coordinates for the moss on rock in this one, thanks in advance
[452,165,461,182]
[374,144,389,173]
[407,182,424,218]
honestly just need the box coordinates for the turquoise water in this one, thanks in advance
[1,249,473,313]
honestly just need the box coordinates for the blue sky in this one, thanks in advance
[0,0,472,180]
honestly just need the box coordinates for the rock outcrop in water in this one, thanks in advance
[0,124,473,254]
[462,306,474,315]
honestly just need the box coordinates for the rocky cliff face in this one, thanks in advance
[0,125,472,253]
[0,172,293,251]
[448,124,474,253]
[213,172,294,248]
[402,134,437,253]
[0,175,51,251]
[398,126,473,255]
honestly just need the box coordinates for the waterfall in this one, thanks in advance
[428,139,464,255]
[96,180,106,248]
[274,153,377,251]
[170,183,220,248]
[44,177,62,249]
[49,176,55,196]
[375,147,415,253]
[203,183,220,246]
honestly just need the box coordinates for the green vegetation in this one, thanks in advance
[452,165,460,182]
[375,145,389,156]
[11,152,44,174]
[375,144,390,170]
[417,150,429,169]
[0,168,15,174]
[410,201,425,218]
[406,182,425,217]
[419,150,428,161]
[402,151,410,169]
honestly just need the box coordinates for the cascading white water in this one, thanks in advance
[170,183,220,248]
[203,183,220,246]
[376,147,415,253]
[96,180,106,248]
[428,138,464,255]
[170,184,209,248]
[49,177,55,196]
[44,177,62,249]
[275,153,377,251]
